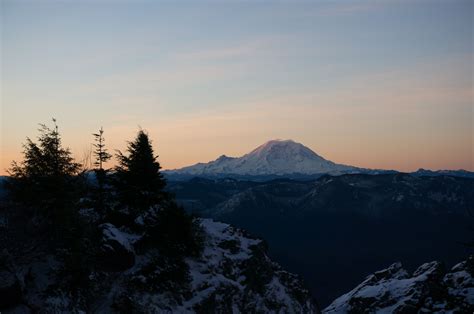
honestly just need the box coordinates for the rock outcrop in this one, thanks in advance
[324,256,474,313]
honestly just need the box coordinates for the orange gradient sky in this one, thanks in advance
[1,1,473,175]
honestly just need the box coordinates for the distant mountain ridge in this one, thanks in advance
[164,139,473,180]
[412,168,474,178]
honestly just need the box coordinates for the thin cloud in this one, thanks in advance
[176,37,282,61]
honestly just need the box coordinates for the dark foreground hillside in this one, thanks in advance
[0,200,317,313]
[168,173,474,306]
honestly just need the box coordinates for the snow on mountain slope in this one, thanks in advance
[168,139,358,176]
[323,256,474,313]
[3,216,317,313]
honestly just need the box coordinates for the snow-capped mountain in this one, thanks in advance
[167,139,358,177]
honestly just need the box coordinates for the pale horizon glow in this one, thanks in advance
[1,0,473,175]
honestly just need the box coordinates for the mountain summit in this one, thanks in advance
[167,139,358,177]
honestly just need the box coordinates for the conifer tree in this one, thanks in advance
[113,130,203,257]
[8,119,82,237]
[93,127,112,172]
[10,119,80,180]
[114,130,167,214]
[92,127,112,212]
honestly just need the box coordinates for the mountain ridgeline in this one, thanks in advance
[164,139,474,180]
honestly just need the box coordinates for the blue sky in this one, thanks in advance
[1,0,473,173]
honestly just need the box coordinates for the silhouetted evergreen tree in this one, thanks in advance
[92,127,112,213]
[8,119,82,219]
[114,130,167,215]
[7,120,99,291]
[9,120,80,179]
[93,127,112,171]
[113,130,203,256]
[7,120,92,288]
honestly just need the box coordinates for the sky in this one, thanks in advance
[1,0,473,174]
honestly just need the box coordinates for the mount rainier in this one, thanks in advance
[166,139,360,177]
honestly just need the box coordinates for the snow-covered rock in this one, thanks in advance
[97,223,136,271]
[167,139,358,177]
[106,218,318,313]
[324,256,474,313]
